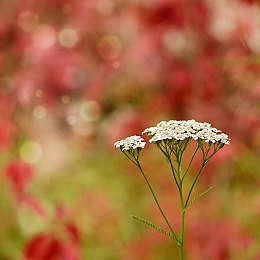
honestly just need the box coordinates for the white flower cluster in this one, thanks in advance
[142,119,230,145]
[114,120,230,152]
[114,135,146,151]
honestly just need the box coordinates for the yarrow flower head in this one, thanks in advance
[114,135,146,151]
[142,119,230,145]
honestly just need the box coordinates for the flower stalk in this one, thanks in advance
[114,119,230,260]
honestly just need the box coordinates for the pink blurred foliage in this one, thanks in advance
[24,233,61,260]
[237,0,256,5]
[3,159,48,219]
[82,190,119,241]
[0,0,259,258]
[3,159,33,198]
[0,0,258,147]
[2,163,85,260]
[143,0,210,30]
[122,229,170,260]
[12,68,39,107]
[164,65,192,108]
[186,218,252,260]
[103,108,144,147]
[122,235,152,260]
[21,195,47,219]
[23,231,80,260]
[0,91,16,149]
[23,204,81,260]
[0,119,16,149]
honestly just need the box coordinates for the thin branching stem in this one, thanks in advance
[176,150,186,260]
[185,160,206,208]
[122,150,138,165]
[167,155,180,190]
[135,160,179,242]
[182,144,200,181]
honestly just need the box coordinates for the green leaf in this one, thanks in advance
[131,215,177,241]
[187,186,213,207]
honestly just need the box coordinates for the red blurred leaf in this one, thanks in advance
[187,219,252,260]
[24,233,60,260]
[237,0,255,4]
[59,242,81,260]
[22,196,48,219]
[0,127,11,149]
[65,223,81,244]
[24,232,81,260]
[3,159,33,197]
[55,203,71,220]
[148,2,186,28]
[0,99,16,149]
[165,66,192,108]
[146,0,209,30]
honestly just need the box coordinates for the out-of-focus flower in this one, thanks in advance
[58,28,79,48]
[103,109,144,147]
[97,34,122,60]
[32,24,56,50]
[17,10,39,33]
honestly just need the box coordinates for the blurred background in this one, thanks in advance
[0,0,260,259]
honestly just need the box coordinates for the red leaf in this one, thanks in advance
[237,0,255,4]
[60,242,81,260]
[22,196,48,219]
[24,233,81,260]
[3,159,33,197]
[65,223,81,244]
[24,233,60,260]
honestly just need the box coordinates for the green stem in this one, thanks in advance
[177,151,183,181]
[185,161,206,208]
[184,146,218,209]
[135,161,179,243]
[176,155,185,260]
[168,157,180,190]
[179,208,185,260]
[182,145,199,180]
[122,150,138,165]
